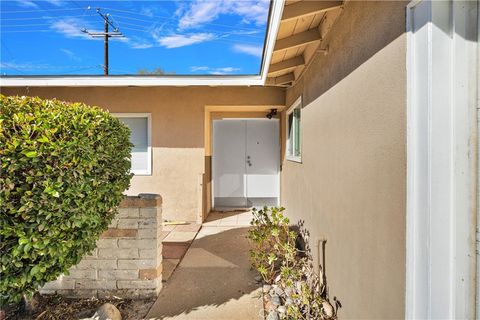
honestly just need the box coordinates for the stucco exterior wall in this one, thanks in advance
[282,1,407,319]
[1,86,285,222]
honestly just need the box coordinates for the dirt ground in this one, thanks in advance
[4,294,155,320]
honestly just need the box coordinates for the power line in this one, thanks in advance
[102,7,263,32]
[1,5,266,34]
[111,16,264,40]
[118,26,262,46]
[0,14,95,21]
[1,7,83,13]
[2,23,55,27]
[0,27,263,45]
[1,30,51,33]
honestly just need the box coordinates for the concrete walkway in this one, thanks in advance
[146,211,263,320]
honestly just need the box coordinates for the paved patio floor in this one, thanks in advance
[146,211,263,320]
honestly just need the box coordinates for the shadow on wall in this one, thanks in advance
[147,226,262,319]
[289,1,408,106]
[292,0,476,109]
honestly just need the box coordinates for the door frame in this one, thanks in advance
[405,1,478,318]
[203,106,285,219]
[211,118,281,210]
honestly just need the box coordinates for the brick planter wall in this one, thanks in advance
[40,194,163,298]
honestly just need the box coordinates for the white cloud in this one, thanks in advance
[131,41,153,49]
[178,0,269,29]
[179,1,220,29]
[140,7,154,17]
[190,66,240,74]
[154,32,215,49]
[191,66,210,72]
[50,18,92,39]
[117,35,154,50]
[232,44,263,57]
[233,0,270,25]
[60,48,81,61]
[46,0,63,6]
[15,0,38,8]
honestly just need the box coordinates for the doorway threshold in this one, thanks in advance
[213,206,253,212]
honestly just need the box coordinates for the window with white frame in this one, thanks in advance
[114,113,152,175]
[286,97,302,162]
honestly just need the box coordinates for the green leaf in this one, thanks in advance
[22,150,37,158]
[37,136,49,143]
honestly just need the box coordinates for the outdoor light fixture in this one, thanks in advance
[266,108,278,119]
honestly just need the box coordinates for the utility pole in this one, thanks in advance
[81,8,124,76]
[104,14,108,75]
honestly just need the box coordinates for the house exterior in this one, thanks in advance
[2,1,479,319]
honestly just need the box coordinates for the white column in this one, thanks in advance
[406,1,478,319]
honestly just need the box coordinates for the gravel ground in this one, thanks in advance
[4,294,155,320]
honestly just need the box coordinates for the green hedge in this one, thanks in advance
[0,95,133,305]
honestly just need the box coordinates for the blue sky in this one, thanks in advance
[0,0,270,75]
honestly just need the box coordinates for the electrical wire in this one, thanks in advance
[1,7,84,13]
[1,29,51,33]
[118,26,262,46]
[2,23,54,27]
[111,15,264,39]
[0,14,95,21]
[102,6,264,32]
[1,3,267,33]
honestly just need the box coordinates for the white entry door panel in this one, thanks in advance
[246,120,280,199]
[212,120,247,207]
[213,119,280,209]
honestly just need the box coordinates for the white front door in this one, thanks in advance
[213,119,280,209]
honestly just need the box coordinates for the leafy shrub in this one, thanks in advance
[248,207,299,283]
[0,95,133,306]
[248,207,341,319]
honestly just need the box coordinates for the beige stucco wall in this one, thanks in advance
[282,1,407,319]
[1,86,285,222]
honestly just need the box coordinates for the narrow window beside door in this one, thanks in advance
[113,113,152,175]
[286,97,302,162]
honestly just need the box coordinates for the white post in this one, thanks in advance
[406,0,478,318]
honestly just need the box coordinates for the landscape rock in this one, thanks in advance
[270,294,281,306]
[285,298,294,306]
[273,286,283,296]
[94,303,122,320]
[277,306,286,314]
[266,311,279,320]
[264,300,276,312]
[322,301,334,318]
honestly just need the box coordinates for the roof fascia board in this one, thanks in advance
[0,75,265,87]
[260,0,286,84]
